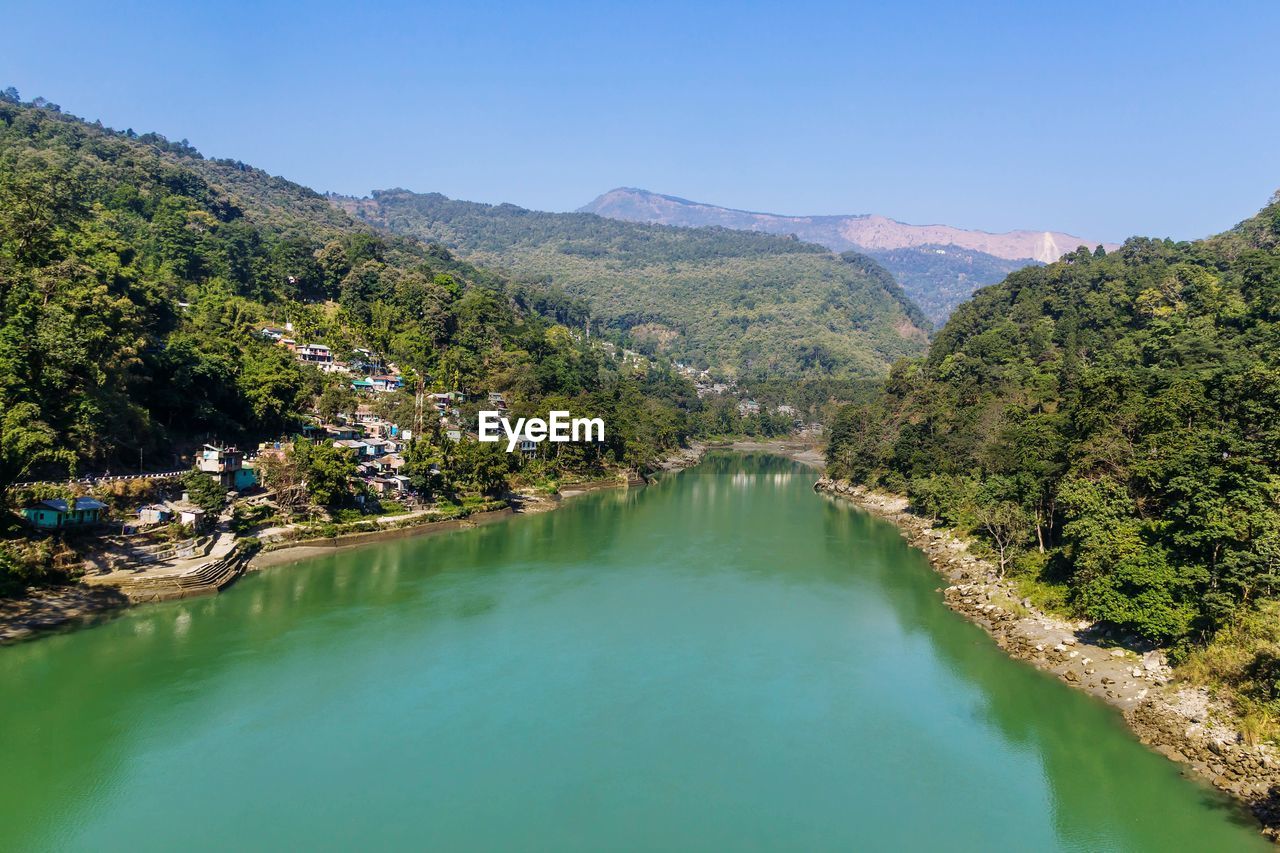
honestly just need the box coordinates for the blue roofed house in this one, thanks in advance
[22,497,108,530]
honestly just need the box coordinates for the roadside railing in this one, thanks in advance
[11,469,190,489]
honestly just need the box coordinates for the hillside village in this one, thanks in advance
[3,317,806,608]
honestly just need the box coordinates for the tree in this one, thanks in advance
[972,494,1029,578]
[238,346,309,434]
[291,439,358,508]
[403,437,445,500]
[316,384,356,425]
[0,402,74,507]
[181,471,228,517]
[255,450,311,519]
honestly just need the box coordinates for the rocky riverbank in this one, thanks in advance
[814,477,1280,839]
[0,584,129,644]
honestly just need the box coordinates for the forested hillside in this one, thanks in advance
[0,95,715,497]
[579,186,1105,324]
[862,245,1038,326]
[827,193,1280,658]
[339,190,929,381]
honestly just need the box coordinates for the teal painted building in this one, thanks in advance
[22,498,108,530]
[233,465,258,490]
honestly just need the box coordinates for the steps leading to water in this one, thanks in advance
[107,547,248,603]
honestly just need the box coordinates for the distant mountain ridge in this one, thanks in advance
[580,188,1117,263]
[579,188,1120,324]
[340,189,929,381]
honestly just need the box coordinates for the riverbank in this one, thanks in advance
[249,504,515,569]
[815,477,1280,840]
[726,439,824,469]
[248,471,651,570]
[0,585,129,644]
[655,439,822,473]
[0,438,819,645]
[253,438,826,568]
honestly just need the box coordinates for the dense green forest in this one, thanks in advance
[827,194,1280,661]
[864,245,1038,327]
[0,94,756,508]
[338,190,929,382]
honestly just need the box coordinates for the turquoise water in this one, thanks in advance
[0,453,1265,851]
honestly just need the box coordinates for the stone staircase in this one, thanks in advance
[102,534,214,566]
[107,547,249,603]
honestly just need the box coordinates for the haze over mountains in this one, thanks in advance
[581,188,1121,324]
[581,188,1114,262]
[342,190,929,381]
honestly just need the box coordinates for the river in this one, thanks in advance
[0,453,1266,850]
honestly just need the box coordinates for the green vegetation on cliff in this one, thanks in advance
[339,190,929,382]
[0,95,746,507]
[827,193,1280,653]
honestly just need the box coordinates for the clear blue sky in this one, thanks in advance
[5,0,1278,243]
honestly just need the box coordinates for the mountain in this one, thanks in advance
[0,96,718,516]
[853,244,1035,329]
[825,191,1280,653]
[580,188,1119,324]
[338,190,930,382]
[581,187,1115,262]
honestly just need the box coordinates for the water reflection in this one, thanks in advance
[814,474,1263,847]
[0,452,1266,851]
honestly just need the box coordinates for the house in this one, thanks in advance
[350,348,385,374]
[369,374,403,393]
[350,378,375,393]
[445,428,463,443]
[362,438,390,457]
[22,498,108,530]
[235,461,259,491]
[378,454,407,473]
[368,476,411,496]
[176,505,206,527]
[335,439,371,458]
[138,504,174,525]
[324,424,362,441]
[363,420,393,439]
[198,444,243,475]
[197,444,248,489]
[505,429,538,459]
[259,327,286,342]
[737,399,761,416]
[296,343,333,364]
